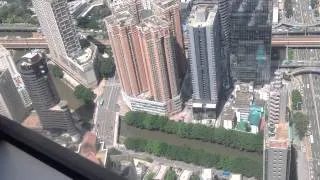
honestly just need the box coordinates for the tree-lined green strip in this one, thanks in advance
[123,111,263,153]
[124,138,262,179]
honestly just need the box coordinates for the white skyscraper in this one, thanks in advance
[32,0,98,88]
[32,0,81,58]
[0,70,28,123]
[0,45,32,107]
[187,5,223,120]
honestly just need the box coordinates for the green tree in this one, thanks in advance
[124,138,263,179]
[293,112,309,139]
[288,48,294,60]
[99,59,115,78]
[105,46,113,57]
[284,0,293,18]
[51,65,64,79]
[77,17,100,29]
[165,170,177,180]
[291,90,302,110]
[74,85,96,104]
[79,38,91,49]
[123,111,263,153]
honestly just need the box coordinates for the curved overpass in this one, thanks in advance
[287,67,320,76]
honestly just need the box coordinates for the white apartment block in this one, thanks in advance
[32,0,97,88]
[0,45,32,107]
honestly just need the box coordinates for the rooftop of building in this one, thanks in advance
[105,9,135,27]
[154,165,169,180]
[140,16,170,31]
[266,122,290,149]
[233,82,254,109]
[50,100,69,111]
[221,108,235,121]
[20,52,42,66]
[22,111,43,130]
[234,91,252,109]
[76,45,96,65]
[153,0,178,9]
[179,170,193,180]
[188,4,217,27]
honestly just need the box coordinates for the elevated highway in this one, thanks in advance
[286,67,320,76]
[274,21,320,28]
[272,36,320,47]
[0,38,110,49]
[0,24,39,32]
[278,61,320,68]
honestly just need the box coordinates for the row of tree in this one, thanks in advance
[284,0,293,18]
[123,111,263,153]
[124,138,262,179]
[293,112,309,139]
[291,90,302,110]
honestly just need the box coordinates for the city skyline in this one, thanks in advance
[1,0,319,179]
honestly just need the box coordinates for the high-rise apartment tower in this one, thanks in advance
[187,5,223,120]
[106,0,183,115]
[32,0,97,88]
[264,71,291,180]
[152,0,186,77]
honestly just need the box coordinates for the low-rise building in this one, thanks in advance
[68,0,88,17]
[201,169,212,180]
[179,170,193,180]
[230,173,242,180]
[154,165,169,180]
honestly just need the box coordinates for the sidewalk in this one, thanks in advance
[93,78,106,102]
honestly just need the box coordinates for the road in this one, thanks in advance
[281,0,316,25]
[274,0,320,35]
[94,75,121,147]
[288,46,320,180]
[300,74,320,180]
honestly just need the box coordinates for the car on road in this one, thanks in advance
[100,99,104,106]
[310,134,314,144]
[306,130,311,136]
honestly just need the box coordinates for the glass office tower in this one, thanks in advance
[230,0,272,84]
